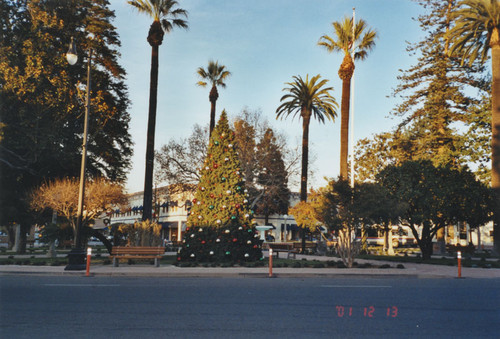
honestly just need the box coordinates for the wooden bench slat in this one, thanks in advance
[110,246,165,267]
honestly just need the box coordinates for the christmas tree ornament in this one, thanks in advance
[190,253,195,257]
[244,253,249,258]
[247,240,251,244]
[216,219,221,224]
[198,228,203,232]
[209,205,214,209]
[226,190,231,194]
[210,251,214,255]
[214,141,219,146]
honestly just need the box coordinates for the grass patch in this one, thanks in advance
[357,253,500,268]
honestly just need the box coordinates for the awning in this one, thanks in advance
[160,221,178,230]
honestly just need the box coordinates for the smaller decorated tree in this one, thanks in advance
[178,111,262,263]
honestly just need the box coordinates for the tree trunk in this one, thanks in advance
[300,111,310,253]
[491,32,500,255]
[143,21,163,222]
[420,224,433,260]
[339,77,351,181]
[387,227,394,256]
[338,53,354,181]
[209,85,218,137]
[300,112,310,203]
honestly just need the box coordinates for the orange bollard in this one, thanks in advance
[269,248,273,278]
[86,247,92,277]
[457,251,462,278]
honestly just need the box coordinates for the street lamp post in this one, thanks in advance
[283,214,288,242]
[65,37,92,271]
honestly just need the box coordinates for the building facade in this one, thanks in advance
[109,185,301,243]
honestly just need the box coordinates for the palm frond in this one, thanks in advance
[319,15,377,63]
[276,74,338,123]
[449,0,500,66]
[196,60,231,88]
[128,0,188,32]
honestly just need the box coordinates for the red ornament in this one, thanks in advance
[233,238,238,242]
[214,163,218,169]
[253,245,258,248]
[235,204,241,209]
[201,240,206,244]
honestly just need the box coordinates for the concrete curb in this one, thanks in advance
[1,263,499,279]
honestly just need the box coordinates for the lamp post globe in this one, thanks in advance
[66,37,78,65]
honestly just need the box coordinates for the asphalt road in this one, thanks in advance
[1,276,499,338]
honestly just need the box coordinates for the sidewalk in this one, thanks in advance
[1,253,499,279]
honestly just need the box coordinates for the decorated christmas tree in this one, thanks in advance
[178,111,262,263]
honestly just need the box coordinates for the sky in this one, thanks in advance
[108,0,425,194]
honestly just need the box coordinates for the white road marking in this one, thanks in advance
[44,284,120,287]
[321,285,392,288]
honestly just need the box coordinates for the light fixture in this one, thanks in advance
[66,37,78,65]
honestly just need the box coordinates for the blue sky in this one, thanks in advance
[108,0,425,193]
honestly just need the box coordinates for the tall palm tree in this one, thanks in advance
[196,60,231,137]
[318,16,376,181]
[449,0,500,254]
[276,75,337,250]
[128,0,187,221]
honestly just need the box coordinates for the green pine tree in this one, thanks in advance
[179,111,262,263]
[390,0,489,170]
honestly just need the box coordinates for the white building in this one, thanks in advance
[109,185,301,243]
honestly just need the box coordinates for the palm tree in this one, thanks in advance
[196,60,231,137]
[128,0,188,221]
[276,74,338,251]
[449,0,500,254]
[318,16,376,181]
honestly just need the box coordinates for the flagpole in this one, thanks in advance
[350,7,356,188]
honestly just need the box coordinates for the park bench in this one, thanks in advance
[266,243,297,259]
[110,246,165,267]
[292,242,318,254]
